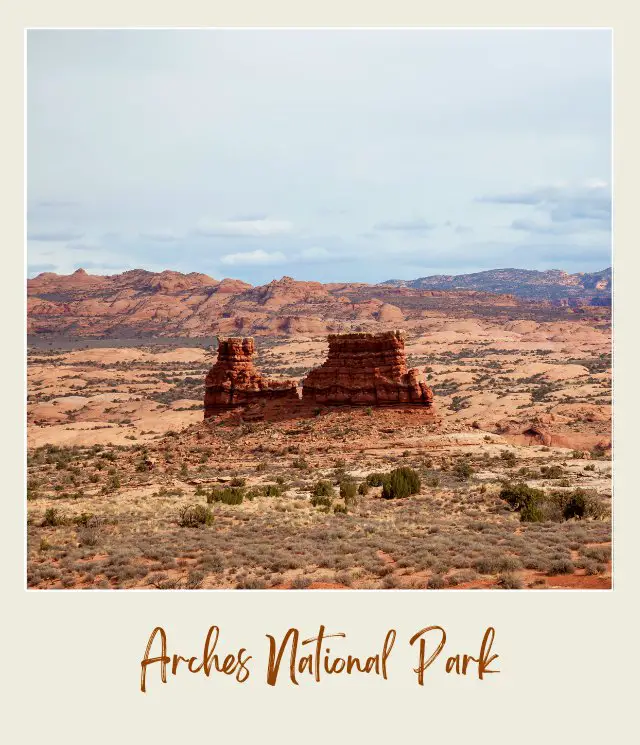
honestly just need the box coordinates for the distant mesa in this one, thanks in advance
[381,267,611,305]
[203,330,434,416]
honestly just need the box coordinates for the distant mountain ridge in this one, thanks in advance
[380,267,611,304]
[27,267,610,339]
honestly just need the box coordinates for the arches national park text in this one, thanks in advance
[139,625,499,691]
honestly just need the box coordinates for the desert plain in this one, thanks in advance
[26,272,612,590]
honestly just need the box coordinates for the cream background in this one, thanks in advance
[2,1,638,742]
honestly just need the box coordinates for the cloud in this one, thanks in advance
[35,200,80,209]
[28,263,57,274]
[220,249,287,266]
[373,219,435,232]
[510,218,602,236]
[478,181,611,226]
[28,230,84,241]
[195,218,293,237]
[299,246,332,261]
[66,240,102,251]
[139,231,179,242]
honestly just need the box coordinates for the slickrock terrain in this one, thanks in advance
[302,330,434,406]
[204,337,297,415]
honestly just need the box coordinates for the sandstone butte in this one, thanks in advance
[301,330,434,406]
[203,337,298,417]
[203,330,434,415]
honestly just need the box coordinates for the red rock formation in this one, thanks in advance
[204,337,298,416]
[301,330,434,406]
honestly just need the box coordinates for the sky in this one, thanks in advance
[27,29,612,285]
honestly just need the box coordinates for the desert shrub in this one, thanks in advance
[358,482,370,496]
[78,527,100,547]
[312,480,334,498]
[310,494,333,509]
[581,559,605,576]
[427,574,446,589]
[208,487,244,505]
[584,463,596,472]
[582,546,610,562]
[333,503,347,514]
[562,489,605,520]
[382,574,400,589]
[366,472,387,487]
[184,570,205,589]
[237,576,267,589]
[262,484,283,498]
[520,500,545,523]
[230,477,246,487]
[291,576,312,589]
[381,467,421,500]
[178,504,214,527]
[475,554,523,575]
[500,482,545,522]
[453,460,474,481]
[41,508,64,527]
[339,479,358,508]
[497,573,523,589]
[545,489,606,522]
[500,450,517,467]
[540,465,564,479]
[548,558,575,575]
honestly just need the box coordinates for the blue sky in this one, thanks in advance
[27,29,611,284]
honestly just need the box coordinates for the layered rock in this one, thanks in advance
[301,330,434,406]
[204,337,298,416]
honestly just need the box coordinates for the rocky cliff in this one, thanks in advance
[301,330,434,406]
[204,337,298,416]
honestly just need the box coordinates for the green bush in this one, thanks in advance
[549,558,575,575]
[366,472,387,487]
[540,464,564,479]
[339,480,358,501]
[41,507,64,527]
[358,482,370,496]
[381,467,421,500]
[208,487,244,505]
[500,450,517,467]
[312,480,334,498]
[178,504,214,527]
[310,494,333,509]
[262,484,283,498]
[497,572,523,589]
[499,482,545,522]
[453,460,474,481]
[547,488,605,521]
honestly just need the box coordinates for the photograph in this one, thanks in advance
[26,28,612,591]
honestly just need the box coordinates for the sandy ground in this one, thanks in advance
[26,313,611,590]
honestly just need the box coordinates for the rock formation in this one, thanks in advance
[204,337,298,416]
[301,330,434,406]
